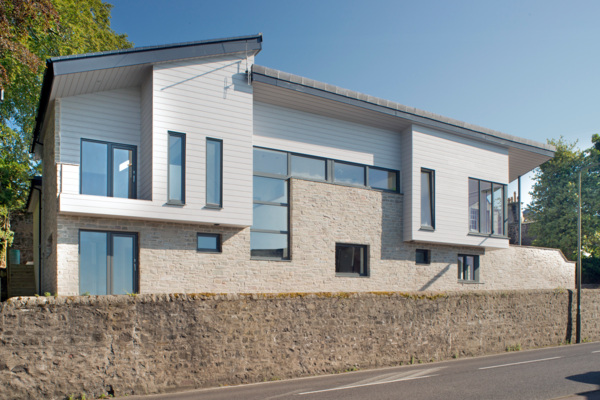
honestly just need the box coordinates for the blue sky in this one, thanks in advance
[107,0,600,204]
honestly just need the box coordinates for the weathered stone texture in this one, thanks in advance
[8,212,33,264]
[48,179,574,295]
[0,289,598,400]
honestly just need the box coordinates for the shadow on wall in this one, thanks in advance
[420,264,452,291]
[380,191,404,261]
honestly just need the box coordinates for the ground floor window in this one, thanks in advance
[458,254,479,282]
[336,243,368,277]
[416,249,431,264]
[79,230,138,295]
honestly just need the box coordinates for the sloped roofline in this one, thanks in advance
[252,64,555,156]
[30,34,263,153]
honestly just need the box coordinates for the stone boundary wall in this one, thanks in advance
[1,290,599,400]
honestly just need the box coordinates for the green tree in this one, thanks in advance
[0,0,131,267]
[528,136,600,282]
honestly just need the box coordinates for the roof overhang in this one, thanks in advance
[252,64,554,181]
[26,176,42,213]
[31,34,263,153]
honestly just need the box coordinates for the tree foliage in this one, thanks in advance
[527,136,600,282]
[0,0,131,266]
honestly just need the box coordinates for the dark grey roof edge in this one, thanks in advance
[49,33,263,63]
[30,34,263,153]
[25,176,43,212]
[252,64,555,155]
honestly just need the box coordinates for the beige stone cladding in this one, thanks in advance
[54,178,574,295]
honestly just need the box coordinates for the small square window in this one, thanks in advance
[335,243,368,276]
[197,233,221,253]
[416,249,431,265]
[458,254,480,282]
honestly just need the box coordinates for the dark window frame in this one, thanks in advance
[468,177,508,237]
[415,249,431,265]
[197,233,222,253]
[78,229,139,295]
[420,168,435,230]
[167,131,186,205]
[80,138,137,199]
[335,243,369,277]
[457,254,480,283]
[206,137,223,209]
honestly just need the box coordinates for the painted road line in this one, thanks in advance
[479,356,561,370]
[592,350,600,353]
[297,374,439,395]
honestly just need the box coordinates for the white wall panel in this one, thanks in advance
[139,72,153,200]
[253,102,402,171]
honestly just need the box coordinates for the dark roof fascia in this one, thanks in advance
[30,34,263,153]
[251,65,555,157]
[25,176,43,212]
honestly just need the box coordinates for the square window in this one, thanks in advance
[416,249,431,265]
[335,243,368,276]
[197,233,221,253]
[458,254,480,282]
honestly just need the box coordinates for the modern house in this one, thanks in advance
[27,34,574,296]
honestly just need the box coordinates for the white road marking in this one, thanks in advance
[592,350,600,353]
[479,356,561,370]
[297,374,439,395]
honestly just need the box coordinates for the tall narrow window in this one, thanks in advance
[468,179,479,232]
[493,183,505,235]
[81,140,136,199]
[206,138,222,208]
[421,169,434,229]
[480,181,492,234]
[168,132,185,204]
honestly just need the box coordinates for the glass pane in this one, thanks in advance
[253,204,288,231]
[336,245,365,275]
[421,171,433,227]
[334,162,365,185]
[251,232,288,258]
[369,168,397,191]
[198,234,219,251]
[291,155,326,180]
[113,148,134,199]
[468,179,479,232]
[493,184,504,235]
[207,139,222,206]
[480,181,492,234]
[79,231,107,295]
[112,235,135,295]
[81,141,108,196]
[253,148,287,175]
[465,256,475,280]
[169,134,184,202]
[253,177,287,203]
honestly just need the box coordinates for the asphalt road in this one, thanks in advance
[128,342,600,400]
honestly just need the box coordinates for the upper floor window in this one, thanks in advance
[468,178,506,236]
[80,139,136,199]
[206,138,223,208]
[168,132,185,205]
[421,169,434,229]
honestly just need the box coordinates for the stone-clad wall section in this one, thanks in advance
[1,290,599,400]
[52,179,574,295]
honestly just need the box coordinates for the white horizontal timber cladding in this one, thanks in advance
[408,124,509,249]
[253,102,402,171]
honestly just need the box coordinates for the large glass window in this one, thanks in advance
[469,178,506,236]
[79,231,137,295]
[291,155,326,180]
[335,243,368,276]
[421,169,434,228]
[168,132,185,204]
[334,162,365,185]
[254,148,287,176]
[369,167,397,191]
[81,140,136,198]
[206,138,222,207]
[458,254,479,282]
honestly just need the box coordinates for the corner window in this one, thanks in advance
[416,249,431,265]
[458,254,479,282]
[421,169,434,229]
[335,243,368,276]
[369,167,398,191]
[197,233,221,253]
[79,230,138,295]
[469,178,506,236]
[168,132,185,204]
[81,139,136,199]
[206,138,223,208]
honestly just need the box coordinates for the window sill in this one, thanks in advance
[458,280,484,285]
[197,250,221,254]
[335,273,369,278]
[165,201,185,207]
[419,226,435,232]
[250,257,291,262]
[204,204,223,210]
[467,232,509,239]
